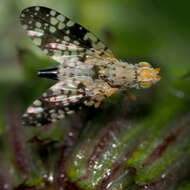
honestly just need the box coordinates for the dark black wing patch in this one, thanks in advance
[20,6,113,65]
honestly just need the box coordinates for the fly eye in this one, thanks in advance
[140,81,152,88]
[138,62,151,68]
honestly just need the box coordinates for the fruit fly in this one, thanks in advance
[20,6,161,126]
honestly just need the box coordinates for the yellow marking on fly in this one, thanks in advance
[137,62,161,88]
[93,87,118,108]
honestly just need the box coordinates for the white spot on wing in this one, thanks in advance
[57,15,65,22]
[58,22,65,30]
[67,110,75,115]
[33,100,42,106]
[50,10,56,16]
[27,30,44,37]
[97,41,106,49]
[49,26,56,33]
[66,30,70,34]
[27,106,43,114]
[84,32,97,42]
[64,36,70,42]
[73,40,79,45]
[36,22,42,28]
[50,17,58,25]
[35,7,40,11]
[67,20,74,27]
[58,114,65,119]
[33,38,42,46]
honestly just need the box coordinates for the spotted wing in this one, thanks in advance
[22,79,118,126]
[22,80,88,126]
[20,6,114,66]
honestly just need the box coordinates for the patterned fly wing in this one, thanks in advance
[20,6,114,66]
[22,79,117,126]
[22,80,87,126]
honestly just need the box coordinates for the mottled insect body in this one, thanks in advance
[57,59,160,89]
[20,6,160,126]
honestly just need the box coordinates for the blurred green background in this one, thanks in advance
[1,0,190,189]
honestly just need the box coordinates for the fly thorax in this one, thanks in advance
[99,61,137,88]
